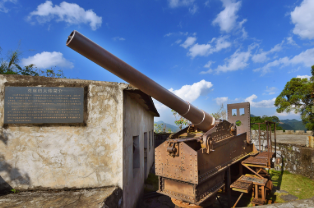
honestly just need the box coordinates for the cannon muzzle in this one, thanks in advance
[66,30,215,131]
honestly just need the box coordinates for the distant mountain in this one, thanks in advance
[249,115,306,131]
[155,121,179,133]
[278,119,306,131]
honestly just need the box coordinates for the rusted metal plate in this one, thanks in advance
[197,183,224,206]
[163,178,194,197]
[196,171,225,202]
[158,178,197,203]
[155,141,198,184]
[197,133,253,182]
[255,151,269,158]
[241,175,267,186]
[242,156,268,166]
[203,120,236,145]
[230,180,252,193]
[227,102,251,142]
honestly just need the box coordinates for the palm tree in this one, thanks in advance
[0,48,21,74]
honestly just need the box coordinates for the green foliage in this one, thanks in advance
[154,123,172,133]
[39,68,66,78]
[235,120,242,126]
[211,104,227,120]
[0,47,66,78]
[144,173,159,192]
[11,189,19,194]
[275,65,314,131]
[171,110,190,130]
[250,115,283,130]
[154,123,163,133]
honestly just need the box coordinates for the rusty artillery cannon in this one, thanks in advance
[66,31,276,207]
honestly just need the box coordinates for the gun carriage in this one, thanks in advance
[66,31,276,207]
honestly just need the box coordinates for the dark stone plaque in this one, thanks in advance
[4,87,84,124]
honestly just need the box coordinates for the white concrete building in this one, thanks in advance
[0,74,159,208]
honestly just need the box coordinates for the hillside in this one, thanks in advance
[250,115,306,130]
[279,119,306,131]
[155,121,179,133]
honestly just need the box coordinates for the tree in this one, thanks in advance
[212,104,227,120]
[154,123,172,133]
[0,48,23,75]
[236,120,242,126]
[250,115,283,131]
[171,110,190,130]
[0,47,66,78]
[275,65,314,131]
[154,123,163,133]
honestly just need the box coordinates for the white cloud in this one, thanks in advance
[187,36,231,58]
[28,1,102,30]
[113,37,125,41]
[175,39,182,44]
[204,61,214,68]
[180,37,197,48]
[275,111,300,117]
[290,48,314,66]
[169,80,213,103]
[244,94,275,108]
[21,51,74,69]
[273,110,302,124]
[290,0,314,39]
[238,19,248,38]
[212,0,242,33]
[168,0,195,8]
[0,0,16,13]
[214,36,231,51]
[252,42,282,63]
[215,48,251,73]
[200,61,214,74]
[286,36,298,46]
[179,32,189,36]
[297,75,311,79]
[154,80,213,112]
[252,52,268,63]
[263,86,277,95]
[215,97,228,105]
[200,69,213,74]
[188,43,212,58]
[254,48,314,75]
[164,33,173,37]
[189,4,198,14]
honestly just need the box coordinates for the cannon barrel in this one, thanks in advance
[66,30,215,131]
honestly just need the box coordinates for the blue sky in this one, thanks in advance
[1,0,313,125]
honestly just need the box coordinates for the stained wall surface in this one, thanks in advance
[123,91,155,208]
[0,75,127,191]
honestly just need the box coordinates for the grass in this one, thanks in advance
[144,173,159,192]
[269,170,314,203]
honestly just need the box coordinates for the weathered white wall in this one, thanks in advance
[122,92,154,208]
[0,75,127,191]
